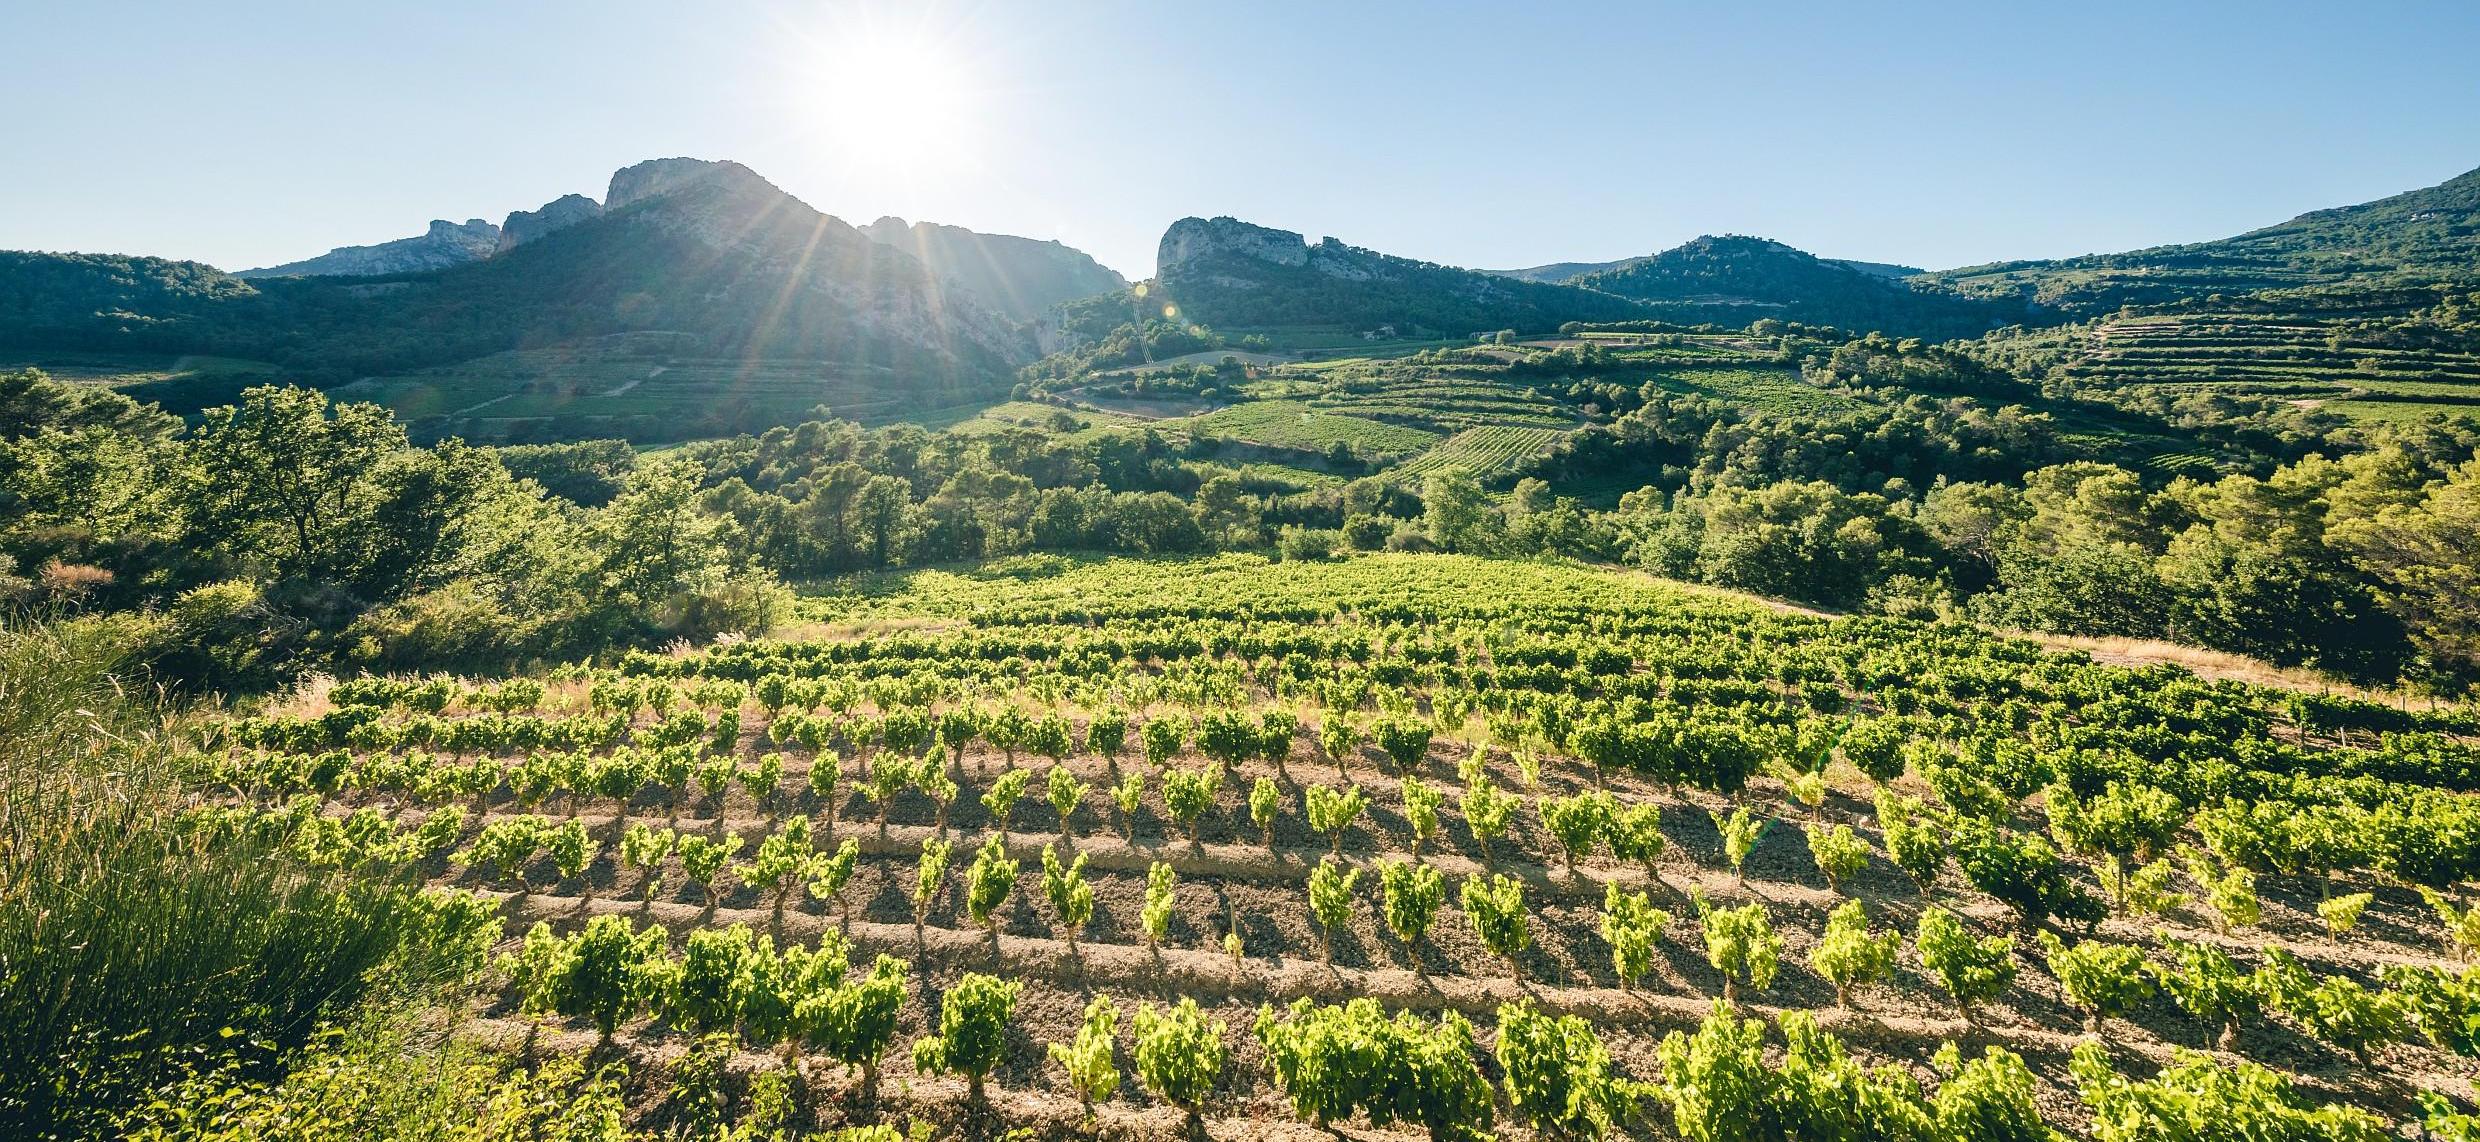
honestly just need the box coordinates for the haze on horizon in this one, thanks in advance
[5,0,2478,280]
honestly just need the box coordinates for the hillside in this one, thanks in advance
[237,218,501,278]
[0,157,1036,389]
[92,553,2480,1140]
[1493,251,1925,285]
[1564,235,2025,341]
[1926,165,2480,315]
[1151,216,1649,337]
[861,216,1127,323]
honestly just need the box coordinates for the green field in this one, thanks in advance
[1386,425,1570,485]
[338,340,1001,443]
[150,552,2480,1140]
[1634,364,1866,416]
[1167,399,1443,457]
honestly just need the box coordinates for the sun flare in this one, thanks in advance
[806,26,978,169]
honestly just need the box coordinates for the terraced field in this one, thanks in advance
[1386,425,1570,486]
[2044,312,2480,423]
[1634,363,1868,417]
[193,554,2480,1139]
[341,338,1001,444]
[1167,400,1444,459]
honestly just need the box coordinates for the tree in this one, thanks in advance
[2038,932,2155,1035]
[2319,891,2374,937]
[798,951,908,1102]
[1423,471,1496,553]
[1133,998,1227,1136]
[1694,894,1782,1006]
[1050,995,1120,1120]
[1600,883,1671,992]
[2330,458,2480,683]
[913,972,1019,1106]
[183,386,409,585]
[1462,873,1531,978]
[1804,822,1870,894]
[1380,858,1446,953]
[1917,906,2016,1022]
[1810,899,1899,1009]
[1309,856,1363,966]
[1042,842,1095,952]
[1306,783,1368,857]
[1499,999,1631,1140]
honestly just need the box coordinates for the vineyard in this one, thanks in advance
[158,553,2480,1140]
[1995,304,2480,426]
[1386,426,1571,486]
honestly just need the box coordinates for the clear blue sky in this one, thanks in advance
[5,1,2477,280]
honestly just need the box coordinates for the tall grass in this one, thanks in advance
[0,617,420,1140]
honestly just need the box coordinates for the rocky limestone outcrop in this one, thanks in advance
[1157,216,1312,275]
[495,193,603,253]
[237,218,498,278]
[862,216,1127,322]
[605,157,775,212]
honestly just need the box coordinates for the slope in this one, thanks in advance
[1566,235,2023,340]
[1925,164,2480,315]
[1150,216,1649,337]
[860,217,1126,323]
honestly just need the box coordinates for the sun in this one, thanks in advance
[806,25,979,170]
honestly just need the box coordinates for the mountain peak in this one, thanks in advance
[1158,216,1312,274]
[605,157,775,211]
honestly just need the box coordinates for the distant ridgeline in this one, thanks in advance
[0,158,1112,396]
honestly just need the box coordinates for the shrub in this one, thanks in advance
[1132,998,1227,1133]
[1810,899,1899,1008]
[913,972,1020,1105]
[1917,906,2016,1022]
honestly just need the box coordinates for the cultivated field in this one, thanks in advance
[193,554,2480,1139]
